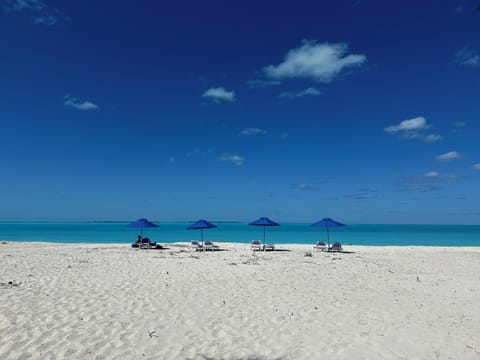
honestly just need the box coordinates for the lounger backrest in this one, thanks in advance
[252,240,261,245]
[317,241,326,246]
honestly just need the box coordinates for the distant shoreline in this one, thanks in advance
[0,221,479,226]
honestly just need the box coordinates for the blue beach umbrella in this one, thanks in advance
[248,217,280,249]
[311,218,345,248]
[187,219,217,248]
[127,218,158,237]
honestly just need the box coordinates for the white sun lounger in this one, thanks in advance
[191,240,203,251]
[251,240,262,251]
[251,240,275,251]
[313,241,327,251]
[204,241,220,251]
[263,243,275,251]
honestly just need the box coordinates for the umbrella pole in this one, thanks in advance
[201,229,204,250]
[263,227,266,251]
[141,226,144,238]
[327,227,330,248]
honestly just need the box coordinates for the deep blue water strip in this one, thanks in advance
[1,222,480,246]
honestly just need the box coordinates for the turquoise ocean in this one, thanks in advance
[1,222,480,246]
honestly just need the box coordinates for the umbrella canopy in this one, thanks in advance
[186,219,217,248]
[248,217,280,249]
[310,218,345,247]
[127,218,158,237]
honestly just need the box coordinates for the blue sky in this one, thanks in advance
[1,0,479,223]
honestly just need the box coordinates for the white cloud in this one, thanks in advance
[278,87,322,99]
[385,116,442,143]
[344,188,381,200]
[279,132,289,140]
[452,121,466,134]
[471,164,480,170]
[385,117,430,133]
[3,0,62,26]
[217,154,245,166]
[454,47,480,67]
[292,183,308,190]
[292,182,319,191]
[247,79,282,89]
[202,87,236,103]
[421,171,459,180]
[3,0,46,11]
[291,176,335,191]
[33,14,56,25]
[435,151,462,162]
[239,128,267,136]
[64,94,98,111]
[401,171,460,191]
[423,171,439,178]
[423,134,442,143]
[263,40,367,83]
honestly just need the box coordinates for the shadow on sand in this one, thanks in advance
[327,250,356,254]
[199,356,286,360]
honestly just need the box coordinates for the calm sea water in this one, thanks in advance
[1,222,480,246]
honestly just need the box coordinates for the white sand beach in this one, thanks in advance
[1,242,480,359]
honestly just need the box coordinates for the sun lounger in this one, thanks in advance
[132,237,157,249]
[328,242,343,252]
[313,241,327,251]
[140,237,157,249]
[251,240,275,251]
[191,240,203,251]
[263,243,275,251]
[204,241,220,251]
[251,240,262,251]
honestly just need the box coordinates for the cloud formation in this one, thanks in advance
[472,163,480,170]
[344,188,381,200]
[278,87,322,99]
[33,13,57,25]
[3,0,45,11]
[291,176,335,191]
[263,41,367,83]
[202,87,236,103]
[385,116,442,143]
[217,154,245,166]
[239,128,267,136]
[423,134,442,143]
[454,47,480,67]
[452,121,466,134]
[247,79,282,89]
[64,94,98,111]
[435,151,462,162]
[385,117,430,133]
[401,171,460,192]
[3,0,62,26]
[422,171,459,180]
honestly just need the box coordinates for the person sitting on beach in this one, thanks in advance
[136,235,142,245]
